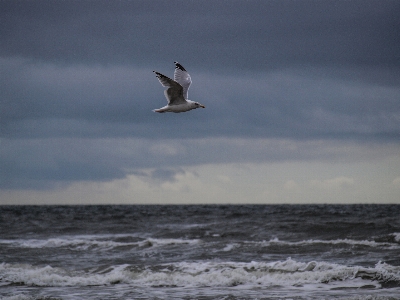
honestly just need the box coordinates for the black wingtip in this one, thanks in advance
[174,61,186,72]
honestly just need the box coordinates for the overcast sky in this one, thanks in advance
[1,0,399,204]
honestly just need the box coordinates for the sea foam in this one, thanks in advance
[0,235,200,251]
[1,259,398,289]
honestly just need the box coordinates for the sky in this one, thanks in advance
[1,0,399,205]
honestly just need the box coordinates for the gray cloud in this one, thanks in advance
[2,136,398,190]
[1,1,399,71]
[1,0,399,191]
[1,59,398,140]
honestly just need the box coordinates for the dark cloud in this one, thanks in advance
[2,136,398,190]
[1,59,398,140]
[1,0,399,190]
[1,1,399,70]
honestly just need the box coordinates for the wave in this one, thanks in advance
[2,234,398,251]
[248,237,400,249]
[0,235,200,251]
[392,232,400,243]
[214,237,400,253]
[1,259,399,289]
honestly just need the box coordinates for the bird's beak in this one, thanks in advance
[200,105,205,108]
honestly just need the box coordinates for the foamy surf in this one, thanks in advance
[1,259,399,289]
[2,235,398,252]
[1,204,399,299]
[250,237,400,249]
[0,236,200,251]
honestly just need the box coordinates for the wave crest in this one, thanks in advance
[1,259,399,289]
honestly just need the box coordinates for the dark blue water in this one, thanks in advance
[1,205,399,299]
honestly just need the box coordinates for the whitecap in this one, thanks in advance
[0,235,201,251]
[392,232,400,243]
[252,237,399,249]
[1,259,398,290]
[221,243,239,252]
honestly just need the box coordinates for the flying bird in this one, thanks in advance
[153,62,205,113]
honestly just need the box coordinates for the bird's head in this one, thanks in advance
[193,102,205,109]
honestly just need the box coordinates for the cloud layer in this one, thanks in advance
[1,0,399,202]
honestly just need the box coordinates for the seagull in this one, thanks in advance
[153,62,205,113]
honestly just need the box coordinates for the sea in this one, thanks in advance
[0,205,399,300]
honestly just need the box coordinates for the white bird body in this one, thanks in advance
[153,100,203,113]
[153,62,205,113]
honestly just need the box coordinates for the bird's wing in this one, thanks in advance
[153,71,186,105]
[174,62,192,100]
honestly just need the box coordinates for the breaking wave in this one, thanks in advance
[251,237,400,249]
[2,235,398,252]
[1,259,399,289]
[0,235,200,251]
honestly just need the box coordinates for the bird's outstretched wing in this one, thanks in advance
[174,62,192,100]
[153,71,186,105]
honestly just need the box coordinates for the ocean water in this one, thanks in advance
[0,205,399,300]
